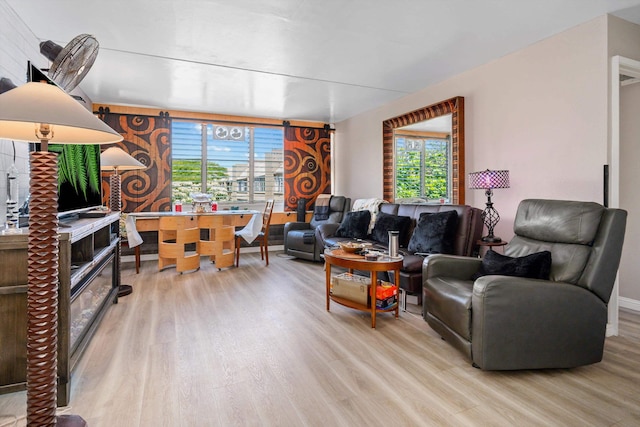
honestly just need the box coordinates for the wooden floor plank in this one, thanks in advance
[1,252,639,426]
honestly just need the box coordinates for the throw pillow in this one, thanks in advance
[370,211,412,246]
[407,210,458,254]
[335,210,371,239]
[472,250,552,280]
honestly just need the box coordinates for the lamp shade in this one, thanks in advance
[468,169,510,190]
[0,81,122,144]
[101,146,146,171]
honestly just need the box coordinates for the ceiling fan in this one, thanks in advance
[39,34,99,92]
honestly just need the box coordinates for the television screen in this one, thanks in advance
[48,143,103,215]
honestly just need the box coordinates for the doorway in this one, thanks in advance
[610,55,640,335]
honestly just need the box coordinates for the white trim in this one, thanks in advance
[621,78,640,86]
[619,56,640,79]
[121,245,287,264]
[619,296,640,312]
[609,56,621,336]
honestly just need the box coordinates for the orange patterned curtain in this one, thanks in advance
[283,125,331,211]
[97,108,172,212]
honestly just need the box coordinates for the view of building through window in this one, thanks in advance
[395,136,450,201]
[172,121,284,205]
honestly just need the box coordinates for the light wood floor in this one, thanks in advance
[1,252,640,427]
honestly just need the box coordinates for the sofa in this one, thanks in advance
[423,199,627,370]
[320,202,484,296]
[283,196,351,262]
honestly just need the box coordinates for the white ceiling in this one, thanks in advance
[7,0,640,124]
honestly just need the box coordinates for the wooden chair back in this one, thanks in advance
[262,199,275,238]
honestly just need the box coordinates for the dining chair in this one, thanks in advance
[158,215,200,273]
[235,200,275,267]
[197,215,236,270]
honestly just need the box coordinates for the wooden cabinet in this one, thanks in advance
[0,213,120,405]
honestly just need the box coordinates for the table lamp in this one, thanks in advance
[101,146,146,296]
[0,81,122,426]
[468,169,510,242]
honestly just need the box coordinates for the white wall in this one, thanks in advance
[0,0,43,222]
[335,15,609,244]
[0,0,94,226]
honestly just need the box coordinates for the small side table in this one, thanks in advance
[477,240,507,256]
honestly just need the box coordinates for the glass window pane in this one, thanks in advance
[253,127,283,203]
[172,121,203,204]
[424,138,449,200]
[172,121,285,204]
[207,125,250,202]
[395,136,450,201]
[395,137,422,199]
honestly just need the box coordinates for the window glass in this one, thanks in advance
[252,127,284,202]
[172,121,204,203]
[395,135,450,201]
[171,121,284,204]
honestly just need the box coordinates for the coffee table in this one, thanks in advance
[324,247,403,328]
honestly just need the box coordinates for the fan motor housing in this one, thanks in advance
[39,40,63,63]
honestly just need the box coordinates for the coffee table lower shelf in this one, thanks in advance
[324,248,403,328]
[329,295,399,313]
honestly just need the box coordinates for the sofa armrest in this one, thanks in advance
[316,223,340,241]
[471,276,608,369]
[284,221,311,234]
[423,254,481,281]
[284,221,312,252]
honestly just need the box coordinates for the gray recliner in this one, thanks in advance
[284,196,351,261]
[423,199,627,370]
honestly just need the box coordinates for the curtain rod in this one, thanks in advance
[95,107,332,130]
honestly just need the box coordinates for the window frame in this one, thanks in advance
[382,96,465,204]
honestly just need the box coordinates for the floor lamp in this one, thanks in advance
[100,146,146,296]
[0,81,122,426]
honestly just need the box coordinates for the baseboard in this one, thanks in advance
[619,296,640,312]
[121,245,286,264]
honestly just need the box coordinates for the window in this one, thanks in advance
[171,121,284,204]
[395,134,451,201]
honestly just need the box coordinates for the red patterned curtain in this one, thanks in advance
[284,126,331,211]
[97,108,172,212]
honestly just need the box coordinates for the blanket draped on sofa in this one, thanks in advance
[314,194,331,221]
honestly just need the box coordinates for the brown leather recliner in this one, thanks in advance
[423,199,627,370]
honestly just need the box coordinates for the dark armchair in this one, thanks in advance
[284,196,351,261]
[423,199,627,370]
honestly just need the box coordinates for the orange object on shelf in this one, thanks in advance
[376,282,397,300]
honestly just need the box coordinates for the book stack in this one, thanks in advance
[376,282,398,309]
